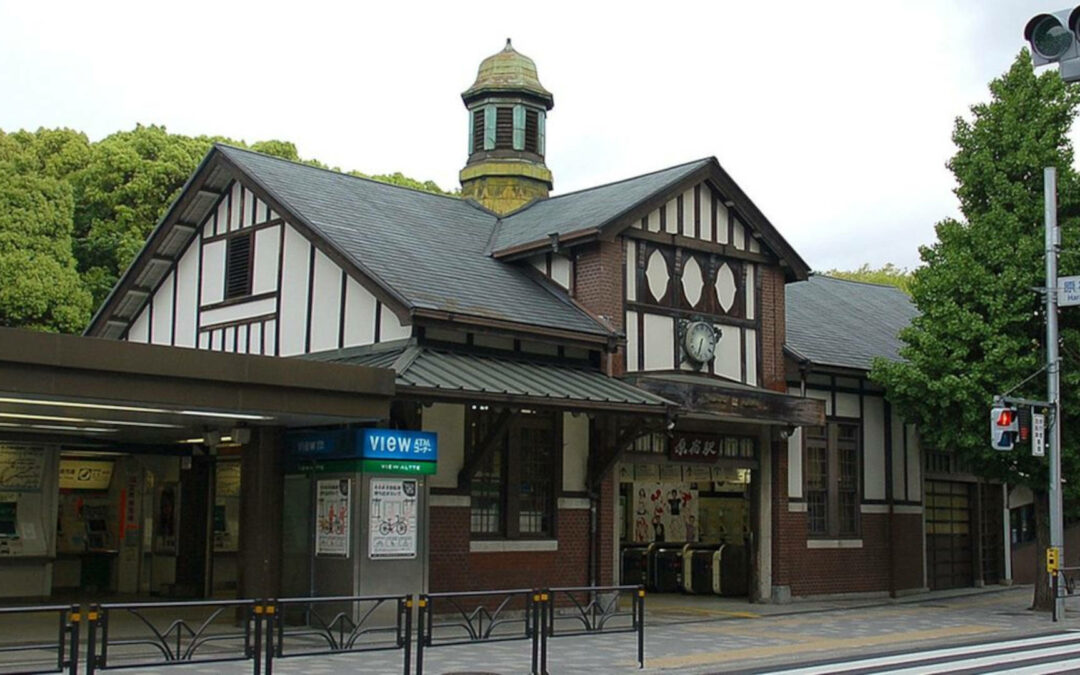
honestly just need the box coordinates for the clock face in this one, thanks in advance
[684,321,717,364]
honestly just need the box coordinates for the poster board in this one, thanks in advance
[0,445,44,491]
[629,482,699,544]
[368,478,418,560]
[316,479,350,557]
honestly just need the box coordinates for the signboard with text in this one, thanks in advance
[1059,276,1080,307]
[359,429,438,462]
[368,478,418,560]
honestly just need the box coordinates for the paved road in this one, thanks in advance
[744,631,1080,675]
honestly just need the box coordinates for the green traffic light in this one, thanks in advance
[1032,15,1074,60]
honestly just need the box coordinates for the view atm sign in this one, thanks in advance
[360,429,438,463]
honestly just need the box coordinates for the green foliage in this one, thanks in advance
[871,50,1080,495]
[824,263,913,295]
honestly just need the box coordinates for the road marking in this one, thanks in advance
[644,625,998,669]
[763,632,1080,674]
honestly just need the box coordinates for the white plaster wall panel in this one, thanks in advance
[215,198,228,236]
[716,201,729,244]
[714,325,741,381]
[749,236,760,254]
[733,219,746,250]
[252,225,281,295]
[664,199,678,234]
[278,225,311,356]
[681,188,695,234]
[906,424,921,502]
[129,307,150,343]
[424,403,465,489]
[891,407,906,500]
[229,183,242,231]
[198,331,210,349]
[269,209,279,221]
[173,238,200,348]
[211,329,223,351]
[201,240,226,306]
[715,263,736,312]
[254,198,269,224]
[625,310,639,373]
[223,326,236,352]
[642,313,674,370]
[380,304,411,341]
[836,392,860,419]
[745,264,756,321]
[625,239,637,301]
[699,186,713,241]
[343,278,377,347]
[243,187,255,228]
[551,255,571,290]
[563,412,589,492]
[203,219,214,239]
[645,250,669,302]
[237,325,248,354]
[530,256,545,273]
[805,388,832,416]
[150,272,174,345]
[863,396,886,501]
[787,426,804,499]
[200,297,277,328]
[682,256,703,307]
[249,322,263,355]
[646,208,661,233]
[744,328,758,385]
[309,250,342,353]
[264,319,277,356]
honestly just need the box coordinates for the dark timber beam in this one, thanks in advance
[456,408,512,491]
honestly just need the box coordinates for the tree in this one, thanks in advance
[824,263,913,295]
[872,50,1080,610]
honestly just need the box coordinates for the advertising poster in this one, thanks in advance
[316,479,351,557]
[369,478,417,560]
[630,482,698,544]
[0,445,45,491]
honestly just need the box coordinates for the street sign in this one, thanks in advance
[1034,413,1046,457]
[1059,275,1080,306]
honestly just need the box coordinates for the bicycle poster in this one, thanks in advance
[315,478,350,557]
[369,478,417,559]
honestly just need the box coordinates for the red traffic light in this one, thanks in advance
[996,409,1015,427]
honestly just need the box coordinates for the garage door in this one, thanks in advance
[926,481,973,590]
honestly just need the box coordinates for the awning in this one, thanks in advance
[309,344,673,414]
[626,373,824,427]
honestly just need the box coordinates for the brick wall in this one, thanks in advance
[759,265,786,392]
[428,506,591,592]
[573,240,625,375]
[772,437,925,596]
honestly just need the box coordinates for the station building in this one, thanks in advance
[0,41,1008,603]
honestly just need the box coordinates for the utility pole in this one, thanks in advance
[1045,167,1065,622]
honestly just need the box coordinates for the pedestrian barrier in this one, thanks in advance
[545,585,645,670]
[266,594,412,675]
[85,599,262,674]
[416,588,538,674]
[0,604,79,675]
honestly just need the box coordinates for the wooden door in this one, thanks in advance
[925,480,973,590]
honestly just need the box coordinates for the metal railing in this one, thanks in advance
[85,599,261,674]
[416,588,539,674]
[0,604,79,675]
[266,594,412,675]
[545,585,644,669]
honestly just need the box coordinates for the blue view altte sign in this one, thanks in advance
[359,429,438,463]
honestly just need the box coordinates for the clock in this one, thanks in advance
[683,321,718,366]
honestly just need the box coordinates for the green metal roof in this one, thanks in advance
[308,344,673,412]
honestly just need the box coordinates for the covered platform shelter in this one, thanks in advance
[0,326,393,602]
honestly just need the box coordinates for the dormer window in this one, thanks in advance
[224,232,253,299]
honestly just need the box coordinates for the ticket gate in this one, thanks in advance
[621,545,650,586]
[681,543,723,594]
[648,544,685,593]
[712,543,749,596]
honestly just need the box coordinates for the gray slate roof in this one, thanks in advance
[785,275,918,372]
[493,158,711,252]
[217,145,609,336]
[309,344,672,411]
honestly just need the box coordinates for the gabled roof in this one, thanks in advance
[216,145,611,337]
[785,275,918,372]
[492,158,711,252]
[490,156,811,281]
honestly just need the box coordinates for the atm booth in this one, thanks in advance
[0,327,394,602]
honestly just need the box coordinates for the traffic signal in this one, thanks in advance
[1025,8,1080,82]
[991,405,1019,451]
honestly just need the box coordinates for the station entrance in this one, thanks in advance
[615,428,757,599]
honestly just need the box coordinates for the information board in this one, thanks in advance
[315,479,350,557]
[0,445,44,491]
[368,478,418,560]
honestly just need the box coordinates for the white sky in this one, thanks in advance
[0,1,1067,272]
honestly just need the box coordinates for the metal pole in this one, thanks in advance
[1045,166,1066,621]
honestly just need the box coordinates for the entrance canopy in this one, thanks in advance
[0,327,394,447]
[626,373,824,427]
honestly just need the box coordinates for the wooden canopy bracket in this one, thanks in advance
[588,416,666,491]
[456,408,512,491]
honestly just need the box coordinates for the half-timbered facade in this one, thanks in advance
[75,40,989,603]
